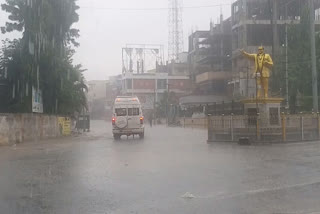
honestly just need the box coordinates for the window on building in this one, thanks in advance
[247,2,270,20]
[126,79,132,89]
[157,79,167,89]
[247,25,273,46]
[128,108,140,116]
[0,67,6,79]
[316,8,320,21]
[233,4,239,14]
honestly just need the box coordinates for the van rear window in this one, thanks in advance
[115,108,127,116]
[128,108,140,116]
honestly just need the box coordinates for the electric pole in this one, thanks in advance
[310,0,318,112]
[285,4,289,110]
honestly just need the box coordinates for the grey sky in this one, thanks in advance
[0,0,232,80]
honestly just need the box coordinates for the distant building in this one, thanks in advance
[183,16,232,108]
[188,16,232,97]
[121,63,191,111]
[87,80,108,100]
[86,80,109,119]
[106,75,122,117]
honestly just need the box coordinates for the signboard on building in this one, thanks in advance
[32,87,43,113]
[58,117,71,136]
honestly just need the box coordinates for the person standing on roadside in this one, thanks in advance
[148,112,153,127]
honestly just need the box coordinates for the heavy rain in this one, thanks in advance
[1,0,320,213]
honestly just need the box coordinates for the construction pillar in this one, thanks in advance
[272,0,279,58]
[242,0,248,49]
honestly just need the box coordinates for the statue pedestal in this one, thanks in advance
[241,98,284,127]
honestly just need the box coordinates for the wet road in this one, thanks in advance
[1,120,320,213]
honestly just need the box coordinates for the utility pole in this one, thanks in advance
[285,4,289,110]
[272,0,279,59]
[310,0,318,112]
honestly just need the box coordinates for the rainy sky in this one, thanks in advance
[0,0,232,80]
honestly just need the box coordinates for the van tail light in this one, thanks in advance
[140,116,144,124]
[112,117,116,125]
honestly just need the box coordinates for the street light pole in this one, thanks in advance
[285,4,289,110]
[282,0,299,111]
[310,0,318,112]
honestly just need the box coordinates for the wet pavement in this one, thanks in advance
[1,120,320,213]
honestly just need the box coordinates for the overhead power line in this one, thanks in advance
[79,3,231,11]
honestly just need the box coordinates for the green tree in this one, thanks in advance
[0,39,32,112]
[0,0,86,114]
[274,5,320,113]
[156,91,178,118]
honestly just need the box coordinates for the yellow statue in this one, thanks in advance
[240,46,273,98]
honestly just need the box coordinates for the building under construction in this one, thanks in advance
[183,0,320,115]
[230,0,320,98]
[188,16,232,98]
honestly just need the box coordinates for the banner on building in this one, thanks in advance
[32,87,43,113]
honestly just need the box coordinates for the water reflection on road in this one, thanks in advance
[1,120,320,213]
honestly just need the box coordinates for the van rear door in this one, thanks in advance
[127,105,142,129]
[114,107,128,129]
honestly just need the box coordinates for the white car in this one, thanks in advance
[112,96,145,140]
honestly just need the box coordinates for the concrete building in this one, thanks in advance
[86,76,123,119]
[87,80,108,101]
[121,66,191,111]
[107,75,122,105]
[182,16,232,110]
[230,0,320,98]
[86,80,109,119]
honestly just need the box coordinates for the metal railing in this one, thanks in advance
[208,113,320,143]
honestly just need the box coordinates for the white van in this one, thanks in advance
[112,96,145,140]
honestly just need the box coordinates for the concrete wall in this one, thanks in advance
[0,114,63,146]
[180,118,208,129]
